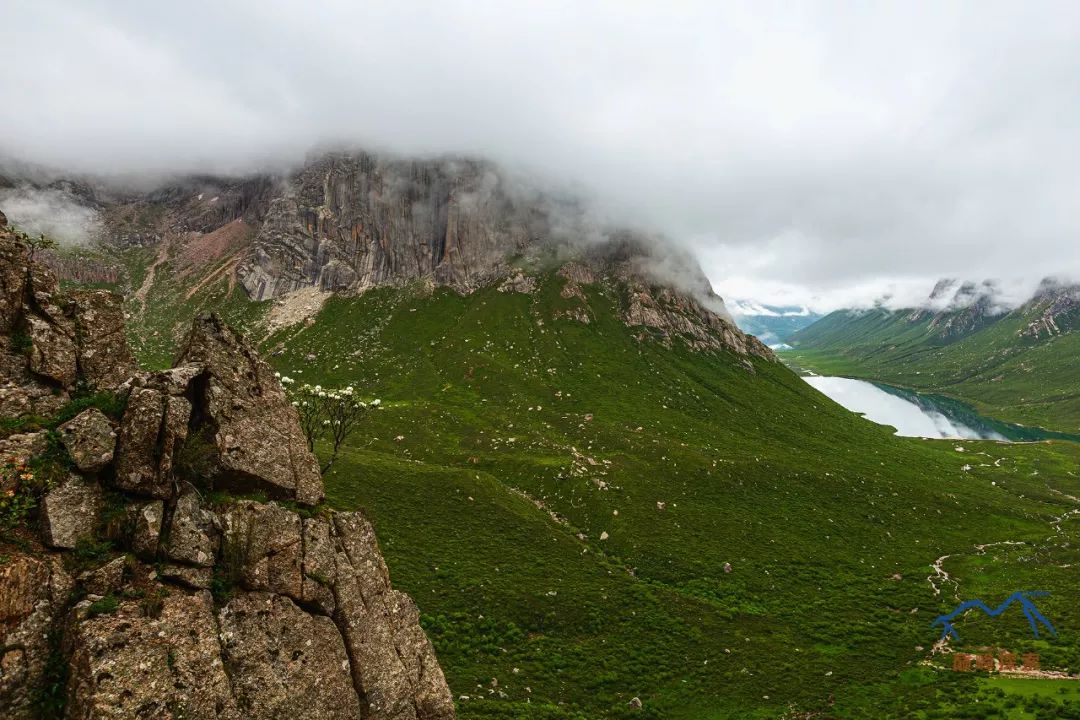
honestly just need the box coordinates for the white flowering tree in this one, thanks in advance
[278,374,380,473]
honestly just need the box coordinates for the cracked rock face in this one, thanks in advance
[237,153,530,300]
[40,474,102,549]
[218,592,362,719]
[113,385,188,499]
[0,228,454,719]
[54,494,455,720]
[65,590,241,720]
[177,314,325,505]
[0,554,72,719]
[58,407,116,473]
[66,289,136,388]
[164,491,218,567]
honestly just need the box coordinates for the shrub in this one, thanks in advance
[281,375,378,472]
[71,537,114,572]
[9,331,32,355]
[53,389,127,424]
[174,427,219,490]
[0,436,67,530]
[86,594,119,617]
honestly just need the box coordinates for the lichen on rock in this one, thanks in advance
[0,224,455,719]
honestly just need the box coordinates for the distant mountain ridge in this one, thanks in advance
[729,301,820,348]
[786,277,1080,432]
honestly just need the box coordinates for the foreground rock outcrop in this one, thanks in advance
[0,224,454,719]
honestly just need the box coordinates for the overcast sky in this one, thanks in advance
[3,1,1079,311]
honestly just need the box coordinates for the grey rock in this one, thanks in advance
[0,553,72,719]
[222,501,303,600]
[65,589,240,719]
[236,153,527,300]
[159,563,213,589]
[77,556,126,596]
[0,233,27,335]
[498,272,536,294]
[165,492,217,567]
[113,387,172,498]
[66,289,136,388]
[25,314,77,387]
[218,592,362,719]
[177,314,323,505]
[0,431,48,481]
[387,589,457,720]
[331,511,456,720]
[58,407,116,473]
[113,387,191,499]
[40,474,102,549]
[132,500,164,558]
[301,517,337,615]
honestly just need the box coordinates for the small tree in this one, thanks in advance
[9,229,58,261]
[280,375,378,473]
[26,233,57,260]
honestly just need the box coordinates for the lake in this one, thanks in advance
[803,376,1079,442]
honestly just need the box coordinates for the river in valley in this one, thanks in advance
[803,376,1079,442]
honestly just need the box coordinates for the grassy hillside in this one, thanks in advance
[787,306,1080,434]
[109,254,1080,718]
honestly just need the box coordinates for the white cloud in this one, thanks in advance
[3,1,1080,304]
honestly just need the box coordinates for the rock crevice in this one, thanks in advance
[0,225,454,719]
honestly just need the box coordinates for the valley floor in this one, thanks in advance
[110,242,1080,718]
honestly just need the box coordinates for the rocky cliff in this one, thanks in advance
[0,225,455,719]
[1019,278,1080,339]
[1,151,774,361]
[236,153,536,300]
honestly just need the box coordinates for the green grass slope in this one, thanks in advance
[787,306,1080,434]
[111,256,1080,718]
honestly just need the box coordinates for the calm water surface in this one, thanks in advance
[803,376,1080,442]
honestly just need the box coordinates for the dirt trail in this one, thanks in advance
[924,483,1077,662]
[183,257,239,300]
[133,237,170,308]
[928,555,958,599]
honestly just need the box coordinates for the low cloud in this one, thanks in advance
[0,186,101,246]
[3,2,1080,303]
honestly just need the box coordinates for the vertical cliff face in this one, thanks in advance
[225,151,773,358]
[0,150,775,360]
[237,153,539,300]
[0,225,456,719]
